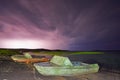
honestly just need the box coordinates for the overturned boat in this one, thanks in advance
[34,55,99,76]
[11,53,49,64]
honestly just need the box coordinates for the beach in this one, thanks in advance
[0,55,120,80]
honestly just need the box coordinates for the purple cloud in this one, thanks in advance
[0,0,119,50]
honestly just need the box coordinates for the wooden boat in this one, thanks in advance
[34,56,99,76]
[11,53,49,64]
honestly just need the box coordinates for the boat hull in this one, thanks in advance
[11,55,49,63]
[34,62,99,76]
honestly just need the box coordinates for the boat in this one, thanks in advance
[11,53,49,64]
[34,55,99,76]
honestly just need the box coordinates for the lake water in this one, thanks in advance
[67,52,120,71]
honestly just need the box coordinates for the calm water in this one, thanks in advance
[67,52,120,71]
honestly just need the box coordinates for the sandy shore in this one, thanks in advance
[0,60,120,80]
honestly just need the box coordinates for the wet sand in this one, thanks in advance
[0,59,120,80]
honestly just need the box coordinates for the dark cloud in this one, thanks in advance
[0,0,120,50]
[0,24,4,31]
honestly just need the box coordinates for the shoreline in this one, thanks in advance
[0,56,120,80]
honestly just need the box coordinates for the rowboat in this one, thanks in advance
[34,55,99,76]
[11,53,49,64]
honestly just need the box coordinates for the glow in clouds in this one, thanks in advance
[0,0,119,50]
[3,39,52,49]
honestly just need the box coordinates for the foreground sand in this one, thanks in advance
[0,59,120,80]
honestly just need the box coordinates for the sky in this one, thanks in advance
[0,0,120,50]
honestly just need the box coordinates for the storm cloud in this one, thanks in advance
[0,0,120,50]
